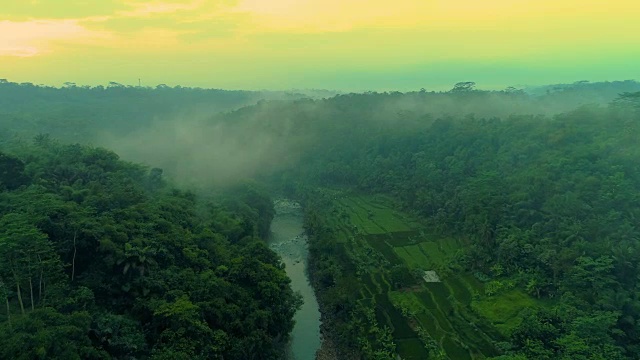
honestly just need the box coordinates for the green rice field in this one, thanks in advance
[323,193,545,359]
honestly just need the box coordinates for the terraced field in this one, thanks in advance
[325,194,540,359]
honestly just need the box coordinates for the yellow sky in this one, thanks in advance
[1,0,639,90]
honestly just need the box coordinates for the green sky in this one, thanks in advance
[1,0,638,91]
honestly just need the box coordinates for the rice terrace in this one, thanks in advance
[306,192,549,359]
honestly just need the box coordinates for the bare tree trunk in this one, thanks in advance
[38,255,43,304]
[42,279,46,307]
[29,277,35,311]
[11,264,25,315]
[5,296,10,329]
[16,282,24,315]
[72,231,77,282]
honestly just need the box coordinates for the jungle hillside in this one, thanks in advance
[1,79,640,359]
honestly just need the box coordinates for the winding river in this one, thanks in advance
[269,200,321,360]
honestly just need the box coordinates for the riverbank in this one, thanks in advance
[315,329,341,360]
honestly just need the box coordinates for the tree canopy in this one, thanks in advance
[0,141,300,359]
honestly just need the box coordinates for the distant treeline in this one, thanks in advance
[1,79,638,146]
[0,79,317,143]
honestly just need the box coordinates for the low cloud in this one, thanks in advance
[98,112,304,188]
[0,19,104,57]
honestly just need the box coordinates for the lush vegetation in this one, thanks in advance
[275,90,640,359]
[300,192,506,360]
[2,80,640,359]
[0,139,300,359]
[0,79,325,145]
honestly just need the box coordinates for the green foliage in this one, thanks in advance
[389,291,424,317]
[472,289,540,336]
[3,81,640,359]
[0,142,298,359]
[91,312,146,359]
[0,308,108,360]
[276,92,640,358]
[510,307,625,360]
[0,80,312,144]
[0,152,29,190]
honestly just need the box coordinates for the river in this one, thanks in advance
[269,199,322,360]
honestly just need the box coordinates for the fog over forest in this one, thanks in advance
[2,0,639,357]
[1,78,640,360]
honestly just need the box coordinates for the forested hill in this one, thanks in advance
[1,80,638,188]
[0,139,300,359]
[201,88,640,358]
[525,79,640,99]
[2,80,640,359]
[1,80,637,148]
[289,95,640,358]
[0,79,314,144]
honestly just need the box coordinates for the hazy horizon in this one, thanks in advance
[2,76,638,94]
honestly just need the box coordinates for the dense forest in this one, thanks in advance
[209,82,640,359]
[1,80,640,359]
[0,79,333,145]
[0,139,300,359]
[282,89,640,359]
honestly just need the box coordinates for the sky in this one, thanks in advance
[1,0,639,91]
